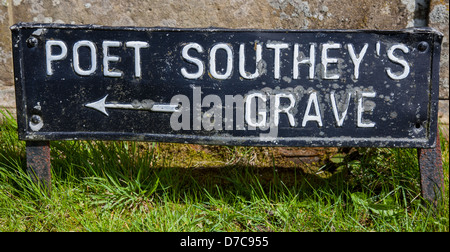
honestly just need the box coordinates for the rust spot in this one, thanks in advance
[26,141,51,193]
[418,125,444,207]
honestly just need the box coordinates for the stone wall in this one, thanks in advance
[0,0,448,134]
[428,0,450,139]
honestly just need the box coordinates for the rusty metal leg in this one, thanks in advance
[26,141,51,193]
[418,131,444,207]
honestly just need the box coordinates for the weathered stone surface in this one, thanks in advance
[0,85,14,107]
[0,85,15,121]
[268,0,417,30]
[429,0,449,100]
[0,2,14,121]
[9,0,417,29]
[439,100,449,123]
[0,2,13,88]
[428,0,449,135]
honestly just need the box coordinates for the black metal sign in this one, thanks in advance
[11,23,442,147]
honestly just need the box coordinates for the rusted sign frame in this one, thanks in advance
[26,141,51,194]
[11,23,444,205]
[418,127,445,206]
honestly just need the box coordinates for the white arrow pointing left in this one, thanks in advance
[85,95,179,116]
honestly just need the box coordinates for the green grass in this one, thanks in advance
[0,108,448,232]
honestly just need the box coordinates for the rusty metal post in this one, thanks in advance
[26,141,51,193]
[418,128,444,207]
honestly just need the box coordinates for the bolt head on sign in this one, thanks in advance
[11,23,443,148]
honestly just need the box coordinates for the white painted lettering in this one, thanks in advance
[103,41,122,77]
[273,93,296,127]
[266,42,289,79]
[125,41,149,78]
[376,41,381,57]
[347,43,368,80]
[386,44,410,80]
[46,40,68,76]
[73,40,97,76]
[321,43,341,80]
[302,92,323,127]
[293,43,315,79]
[239,43,262,79]
[245,93,267,128]
[181,43,204,79]
[210,43,233,80]
[330,91,351,127]
[357,91,376,128]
